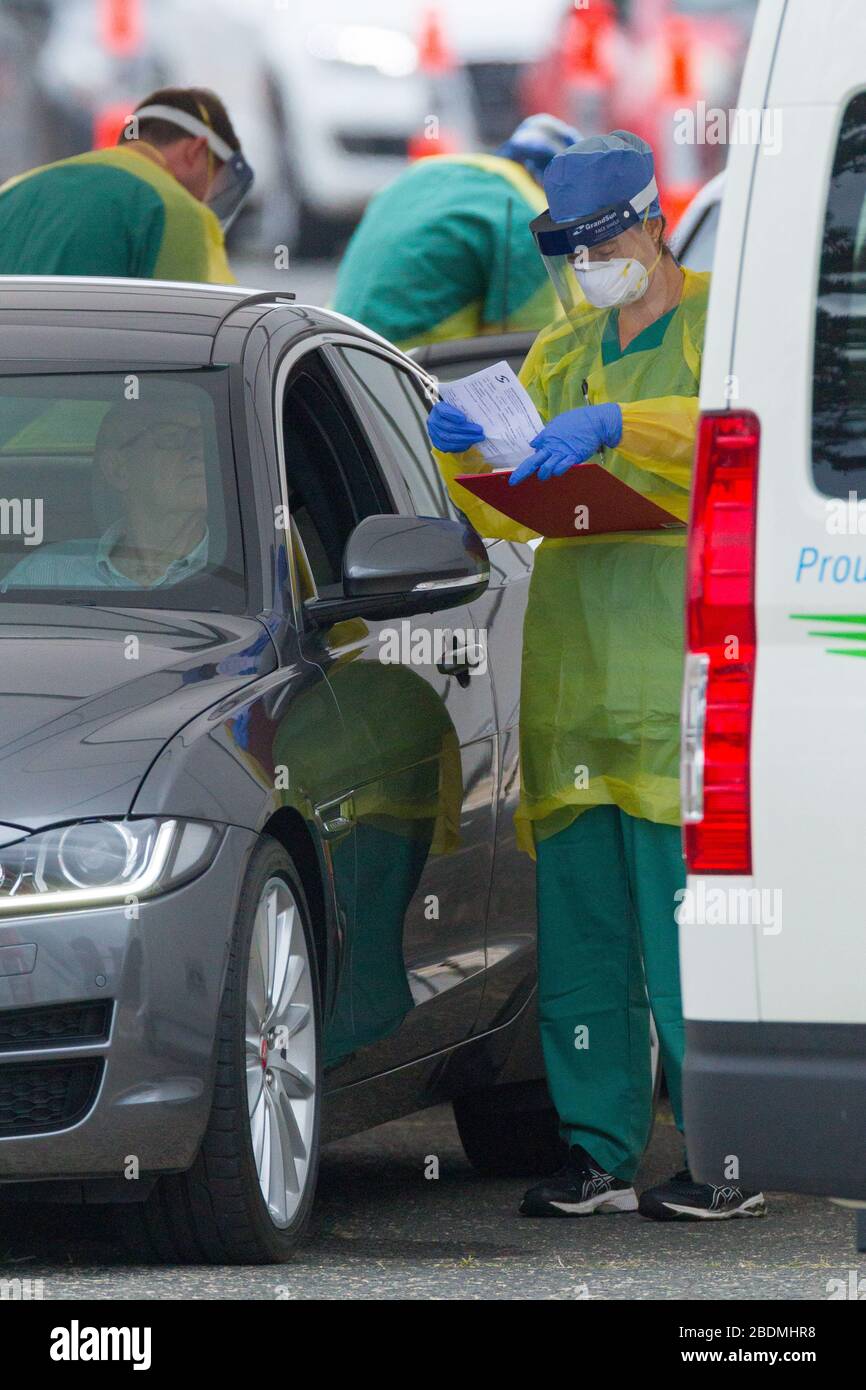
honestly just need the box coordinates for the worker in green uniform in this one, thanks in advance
[332,114,581,350]
[0,86,253,284]
[428,132,766,1223]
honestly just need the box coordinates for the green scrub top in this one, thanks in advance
[0,145,234,283]
[332,153,556,350]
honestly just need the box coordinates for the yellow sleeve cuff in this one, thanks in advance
[433,446,541,544]
[617,396,700,492]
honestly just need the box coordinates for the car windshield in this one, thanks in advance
[0,369,245,611]
[680,200,720,272]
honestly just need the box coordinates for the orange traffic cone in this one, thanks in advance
[407,8,469,160]
[93,104,134,149]
[655,13,704,227]
[560,0,619,136]
[98,0,142,59]
[92,0,143,149]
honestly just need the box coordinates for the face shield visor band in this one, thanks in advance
[132,104,255,230]
[531,200,643,255]
[530,172,658,252]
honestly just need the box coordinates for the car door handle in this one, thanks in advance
[436,648,470,673]
[436,650,472,687]
[436,639,483,686]
[314,796,356,840]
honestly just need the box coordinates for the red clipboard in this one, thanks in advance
[455,462,685,538]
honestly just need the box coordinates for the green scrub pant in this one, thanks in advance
[535,804,685,1182]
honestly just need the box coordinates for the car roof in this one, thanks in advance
[0,276,381,369]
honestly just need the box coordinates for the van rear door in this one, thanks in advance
[741,3,866,1028]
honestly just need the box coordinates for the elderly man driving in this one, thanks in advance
[5,397,209,590]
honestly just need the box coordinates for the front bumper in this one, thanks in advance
[684,1020,866,1199]
[0,826,256,1185]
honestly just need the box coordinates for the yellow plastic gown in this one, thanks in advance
[436,266,710,855]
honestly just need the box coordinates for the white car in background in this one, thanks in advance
[435,0,568,146]
[240,0,565,255]
[32,0,474,254]
[240,0,477,256]
[30,0,568,256]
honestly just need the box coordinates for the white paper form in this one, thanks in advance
[439,361,544,469]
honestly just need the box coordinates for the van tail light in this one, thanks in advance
[682,411,760,874]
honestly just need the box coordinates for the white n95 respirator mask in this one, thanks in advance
[573,255,652,309]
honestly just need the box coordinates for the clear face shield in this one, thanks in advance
[133,104,255,231]
[204,148,255,231]
[530,178,661,321]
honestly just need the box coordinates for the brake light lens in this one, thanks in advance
[683,411,760,874]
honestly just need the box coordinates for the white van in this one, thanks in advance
[680,0,866,1220]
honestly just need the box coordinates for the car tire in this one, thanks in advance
[453,1080,566,1178]
[121,838,322,1264]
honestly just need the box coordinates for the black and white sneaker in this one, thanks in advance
[519,1145,638,1217]
[638,1168,767,1222]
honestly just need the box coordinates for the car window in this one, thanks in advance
[0,370,245,611]
[280,351,392,599]
[813,90,866,497]
[679,200,720,272]
[330,346,454,520]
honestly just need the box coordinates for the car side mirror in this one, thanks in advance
[305,514,489,626]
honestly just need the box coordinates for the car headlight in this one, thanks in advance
[306,24,418,78]
[0,819,221,915]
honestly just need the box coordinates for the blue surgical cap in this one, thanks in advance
[543,130,661,235]
[497,113,583,182]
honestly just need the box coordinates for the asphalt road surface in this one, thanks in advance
[0,1104,857,1301]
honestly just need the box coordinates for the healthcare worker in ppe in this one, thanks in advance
[0,87,251,283]
[428,132,766,1223]
[332,114,580,350]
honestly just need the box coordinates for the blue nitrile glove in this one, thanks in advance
[509,403,623,485]
[427,401,486,453]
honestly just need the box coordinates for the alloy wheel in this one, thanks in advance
[244,876,317,1229]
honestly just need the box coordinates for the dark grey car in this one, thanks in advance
[0,277,557,1263]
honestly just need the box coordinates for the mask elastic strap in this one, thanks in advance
[639,203,663,281]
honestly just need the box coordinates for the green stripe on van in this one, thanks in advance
[791,612,866,656]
